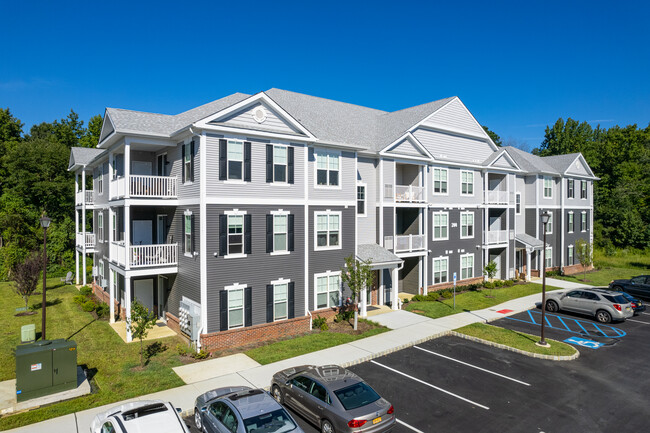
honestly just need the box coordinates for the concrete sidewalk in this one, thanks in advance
[8,280,588,432]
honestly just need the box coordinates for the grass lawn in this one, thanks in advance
[552,267,648,287]
[245,320,388,365]
[404,283,556,320]
[0,279,187,430]
[455,323,577,357]
[553,248,650,287]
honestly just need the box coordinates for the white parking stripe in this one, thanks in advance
[640,312,650,316]
[370,360,490,410]
[413,346,531,386]
[627,319,650,325]
[396,418,426,433]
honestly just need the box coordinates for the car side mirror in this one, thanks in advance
[176,408,182,413]
[201,407,207,413]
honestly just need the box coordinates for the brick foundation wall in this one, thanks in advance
[166,312,181,334]
[563,264,594,275]
[426,276,484,292]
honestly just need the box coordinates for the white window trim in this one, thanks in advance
[357,183,367,217]
[545,247,553,269]
[568,211,574,233]
[270,209,290,256]
[272,143,289,184]
[460,211,474,240]
[98,260,104,279]
[313,270,342,310]
[183,143,193,184]
[543,176,553,199]
[580,180,588,200]
[98,169,103,196]
[581,211,587,232]
[567,179,575,199]
[432,211,449,241]
[224,283,247,330]
[432,256,449,284]
[314,210,342,251]
[432,167,449,196]
[460,253,474,280]
[271,278,290,322]
[97,212,103,243]
[313,148,342,190]
[515,192,521,215]
[460,170,474,196]
[568,245,574,265]
[224,209,248,259]
[546,213,553,235]
[183,209,193,257]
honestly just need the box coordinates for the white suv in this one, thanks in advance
[90,400,190,433]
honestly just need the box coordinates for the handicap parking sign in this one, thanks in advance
[564,336,604,349]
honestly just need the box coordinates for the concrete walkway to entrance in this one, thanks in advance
[7,279,591,432]
[109,320,177,343]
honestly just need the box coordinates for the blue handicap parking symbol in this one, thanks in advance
[564,336,604,349]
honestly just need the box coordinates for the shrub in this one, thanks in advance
[426,292,439,301]
[334,310,354,323]
[95,302,110,318]
[439,289,452,299]
[82,300,97,312]
[312,316,327,330]
[484,282,495,290]
[402,298,410,304]
[411,294,426,302]
[176,343,189,356]
[494,280,504,287]
[80,286,93,297]
[192,349,209,360]
[73,294,86,305]
[502,280,514,287]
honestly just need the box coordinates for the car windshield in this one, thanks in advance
[243,408,297,433]
[603,294,627,304]
[620,293,636,302]
[334,382,381,410]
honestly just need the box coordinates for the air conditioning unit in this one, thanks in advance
[100,278,108,288]
[92,266,98,277]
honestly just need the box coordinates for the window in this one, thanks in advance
[515,193,521,214]
[433,212,448,240]
[581,211,587,232]
[581,180,588,199]
[98,169,103,195]
[460,212,474,238]
[357,185,366,216]
[98,261,104,280]
[545,247,553,269]
[568,245,574,265]
[112,212,117,242]
[273,145,287,182]
[460,171,474,195]
[433,257,448,284]
[568,212,574,233]
[183,143,192,183]
[228,287,244,329]
[273,214,288,252]
[228,215,244,255]
[273,282,288,321]
[315,150,340,187]
[433,168,448,194]
[97,212,103,242]
[316,272,340,309]
[546,213,553,234]
[310,381,329,404]
[567,179,574,198]
[460,254,474,280]
[227,140,244,180]
[315,212,340,249]
[543,176,553,198]
[101,422,116,433]
[184,211,192,255]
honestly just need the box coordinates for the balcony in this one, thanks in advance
[75,190,94,206]
[76,233,96,249]
[484,229,509,245]
[394,234,426,253]
[111,175,178,200]
[395,185,425,203]
[485,190,510,205]
[110,242,178,268]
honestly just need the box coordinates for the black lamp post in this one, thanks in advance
[40,214,52,341]
[538,211,551,347]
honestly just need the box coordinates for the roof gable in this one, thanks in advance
[565,155,594,177]
[420,97,490,141]
[381,133,432,160]
[485,150,520,170]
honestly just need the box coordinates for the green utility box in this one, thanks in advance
[15,339,77,402]
[21,324,35,343]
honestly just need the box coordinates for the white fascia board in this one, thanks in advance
[486,150,522,171]
[563,154,599,180]
[378,132,435,162]
[193,124,315,143]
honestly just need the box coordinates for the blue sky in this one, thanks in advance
[1,0,648,149]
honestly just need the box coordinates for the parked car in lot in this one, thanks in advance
[90,400,190,433]
[194,386,303,433]
[620,292,646,315]
[545,288,633,323]
[271,365,395,433]
[609,275,650,300]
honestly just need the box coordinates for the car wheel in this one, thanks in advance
[194,407,203,431]
[272,385,284,404]
[596,310,612,323]
[612,285,623,292]
[545,300,559,313]
[321,419,335,433]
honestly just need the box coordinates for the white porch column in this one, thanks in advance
[360,284,367,318]
[125,275,132,342]
[379,270,384,306]
[109,270,115,324]
[526,249,532,281]
[75,250,80,285]
[124,142,131,199]
[124,205,131,270]
[391,267,399,310]
[81,169,87,286]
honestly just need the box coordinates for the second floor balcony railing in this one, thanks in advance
[485,190,509,204]
[76,233,96,249]
[130,244,178,268]
[110,175,178,199]
[394,234,426,253]
[75,190,94,206]
[395,185,425,203]
[484,229,509,244]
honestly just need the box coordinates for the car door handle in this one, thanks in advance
[317,405,324,410]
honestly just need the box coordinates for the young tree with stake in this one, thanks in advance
[127,299,158,367]
[341,255,374,331]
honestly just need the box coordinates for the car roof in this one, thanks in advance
[226,388,283,420]
[295,365,363,391]
[582,288,626,296]
[116,401,186,432]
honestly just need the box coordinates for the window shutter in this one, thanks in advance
[266,215,273,253]
[104,211,108,242]
[288,214,295,252]
[181,144,186,183]
[288,147,294,184]
[245,286,252,327]
[266,285,274,323]
[219,139,227,180]
[266,144,273,183]
[244,141,252,182]
[219,215,227,256]
[220,290,228,331]
[288,282,295,319]
[244,214,252,254]
[190,140,195,182]
[191,214,196,254]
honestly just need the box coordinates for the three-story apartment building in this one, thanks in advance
[69,89,596,350]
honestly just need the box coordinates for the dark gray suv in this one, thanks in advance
[545,288,633,323]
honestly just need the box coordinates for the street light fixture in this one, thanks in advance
[538,211,551,348]
[40,214,52,341]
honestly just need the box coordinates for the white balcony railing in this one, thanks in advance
[75,190,94,205]
[110,241,126,267]
[110,176,126,199]
[394,234,426,253]
[129,175,177,198]
[395,185,425,203]
[130,244,178,268]
[485,229,509,244]
[486,190,509,204]
[76,233,96,248]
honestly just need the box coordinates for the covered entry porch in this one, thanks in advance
[356,244,403,317]
[515,233,544,281]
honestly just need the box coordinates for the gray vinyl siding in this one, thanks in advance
[564,177,593,208]
[428,165,484,206]
[93,208,110,262]
[204,205,305,333]
[383,207,394,245]
[421,98,485,137]
[538,175,560,207]
[514,176,526,231]
[413,128,493,165]
[563,209,591,264]
[217,102,299,135]
[205,134,306,199]
[308,148,356,201]
[381,159,395,204]
[400,257,420,294]
[524,176,536,205]
[170,137,200,200]
[525,209,537,237]
[168,205,200,317]
[308,206,355,311]
[357,157,377,244]
[94,160,109,206]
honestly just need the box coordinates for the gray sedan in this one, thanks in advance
[194,386,303,433]
[545,288,633,323]
[271,365,395,433]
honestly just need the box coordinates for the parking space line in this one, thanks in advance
[575,319,590,335]
[640,312,650,316]
[413,346,530,386]
[370,360,490,410]
[396,419,426,433]
[556,315,573,332]
[628,319,650,325]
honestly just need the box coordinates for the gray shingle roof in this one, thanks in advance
[357,244,403,266]
[540,153,581,173]
[68,147,106,170]
[515,233,544,249]
[502,146,560,175]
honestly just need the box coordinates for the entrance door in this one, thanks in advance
[132,220,152,245]
[491,253,502,280]
[157,215,167,244]
[134,279,154,312]
[157,154,168,176]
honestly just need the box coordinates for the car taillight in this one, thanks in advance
[631,302,637,308]
[613,304,621,311]
[348,419,367,428]
[387,405,394,414]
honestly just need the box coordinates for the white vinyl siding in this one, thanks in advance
[433,257,449,284]
[433,168,448,194]
[460,212,474,239]
[460,254,474,280]
[433,212,448,240]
